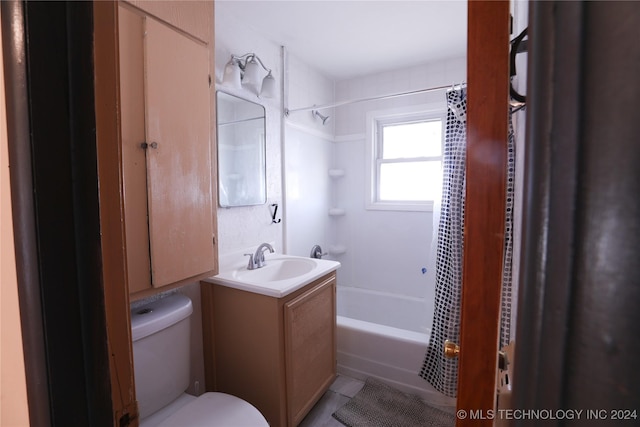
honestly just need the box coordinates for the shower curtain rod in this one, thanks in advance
[285,83,465,115]
[218,116,263,126]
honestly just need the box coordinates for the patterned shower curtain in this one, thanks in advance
[419,87,515,397]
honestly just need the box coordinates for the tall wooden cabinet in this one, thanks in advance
[201,272,337,427]
[119,3,217,296]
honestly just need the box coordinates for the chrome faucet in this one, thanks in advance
[245,243,275,270]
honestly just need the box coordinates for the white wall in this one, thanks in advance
[285,53,335,136]
[284,126,333,257]
[332,58,466,332]
[214,7,284,254]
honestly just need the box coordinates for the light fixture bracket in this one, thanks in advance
[230,53,271,75]
[223,53,275,98]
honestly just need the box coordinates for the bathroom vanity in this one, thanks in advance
[201,255,339,427]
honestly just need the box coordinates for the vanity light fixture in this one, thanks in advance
[222,53,276,98]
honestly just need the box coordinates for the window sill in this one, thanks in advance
[365,201,434,212]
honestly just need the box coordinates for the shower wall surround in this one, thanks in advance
[286,54,336,137]
[284,54,336,258]
[332,58,466,333]
[215,10,284,254]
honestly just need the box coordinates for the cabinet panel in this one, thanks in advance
[125,0,211,43]
[284,277,336,426]
[144,18,214,287]
[207,286,287,427]
[119,6,151,293]
[202,272,337,427]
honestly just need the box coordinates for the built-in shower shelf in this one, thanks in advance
[328,169,345,178]
[329,245,347,255]
[328,208,346,216]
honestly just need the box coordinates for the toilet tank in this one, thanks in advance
[131,293,193,420]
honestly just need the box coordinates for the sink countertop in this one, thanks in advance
[203,253,340,298]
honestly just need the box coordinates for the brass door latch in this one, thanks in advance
[444,340,460,358]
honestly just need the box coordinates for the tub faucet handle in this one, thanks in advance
[310,244,327,259]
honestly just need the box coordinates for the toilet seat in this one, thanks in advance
[155,392,269,427]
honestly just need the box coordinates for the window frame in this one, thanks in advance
[365,105,446,212]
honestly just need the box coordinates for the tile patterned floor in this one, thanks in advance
[299,375,365,427]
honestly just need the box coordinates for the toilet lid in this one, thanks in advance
[156,392,269,427]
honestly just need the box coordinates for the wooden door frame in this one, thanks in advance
[9,1,639,426]
[1,2,51,424]
[94,2,139,424]
[456,1,510,425]
[2,1,118,425]
[513,1,640,423]
[511,1,583,413]
[3,0,514,425]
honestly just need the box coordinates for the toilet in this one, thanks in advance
[130,293,269,426]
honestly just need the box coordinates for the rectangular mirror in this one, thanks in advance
[216,91,267,207]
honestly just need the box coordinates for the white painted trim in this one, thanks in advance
[334,133,366,143]
[284,119,334,141]
[366,201,435,213]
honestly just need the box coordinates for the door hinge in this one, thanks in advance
[116,401,138,427]
[118,410,138,427]
[119,412,131,427]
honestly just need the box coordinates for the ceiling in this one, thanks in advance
[216,1,467,81]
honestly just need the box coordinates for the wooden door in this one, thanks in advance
[144,18,215,287]
[456,1,511,425]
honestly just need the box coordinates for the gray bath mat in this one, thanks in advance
[333,377,455,427]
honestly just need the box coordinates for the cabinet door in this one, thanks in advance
[144,18,214,287]
[119,6,151,293]
[284,275,336,426]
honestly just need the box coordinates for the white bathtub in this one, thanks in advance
[336,287,455,408]
[336,285,433,334]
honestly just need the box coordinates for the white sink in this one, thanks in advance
[204,252,340,298]
[233,257,317,282]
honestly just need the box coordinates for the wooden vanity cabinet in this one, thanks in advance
[119,3,217,297]
[201,272,337,427]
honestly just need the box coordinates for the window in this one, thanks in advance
[366,108,445,211]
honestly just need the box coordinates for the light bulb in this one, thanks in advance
[260,72,276,98]
[221,57,241,89]
[242,58,261,93]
